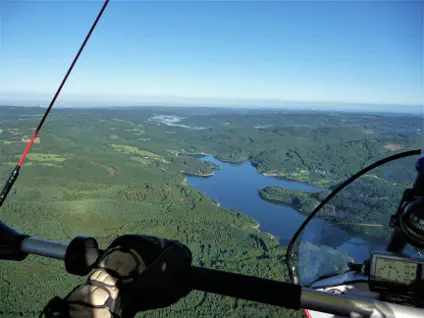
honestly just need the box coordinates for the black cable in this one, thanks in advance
[286,148,422,282]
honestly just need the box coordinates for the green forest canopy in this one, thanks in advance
[0,106,421,317]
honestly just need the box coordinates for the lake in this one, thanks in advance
[186,156,386,264]
[186,156,323,245]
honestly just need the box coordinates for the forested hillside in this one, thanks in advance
[0,105,421,317]
[260,176,409,240]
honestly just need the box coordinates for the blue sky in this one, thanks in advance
[0,1,422,111]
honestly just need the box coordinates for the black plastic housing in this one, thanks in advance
[65,236,100,276]
[0,221,29,261]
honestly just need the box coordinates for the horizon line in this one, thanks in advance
[0,92,422,108]
[1,103,422,116]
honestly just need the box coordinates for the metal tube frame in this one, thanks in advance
[301,289,424,318]
[19,237,424,318]
[21,237,68,260]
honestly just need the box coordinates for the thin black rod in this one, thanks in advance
[0,0,110,207]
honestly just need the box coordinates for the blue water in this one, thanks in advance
[186,156,386,263]
[186,156,323,245]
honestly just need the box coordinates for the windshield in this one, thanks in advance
[289,156,422,287]
[1,1,423,317]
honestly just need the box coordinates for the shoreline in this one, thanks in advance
[258,193,308,216]
[251,221,278,242]
[216,157,247,164]
[182,171,214,177]
[258,189,315,217]
[177,152,212,157]
[193,153,328,189]
[262,171,326,189]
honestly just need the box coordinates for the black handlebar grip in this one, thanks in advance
[65,236,100,276]
[186,266,301,309]
[0,166,20,207]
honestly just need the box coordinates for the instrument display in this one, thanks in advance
[374,257,418,285]
[369,252,423,293]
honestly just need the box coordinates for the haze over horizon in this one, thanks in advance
[1,1,422,111]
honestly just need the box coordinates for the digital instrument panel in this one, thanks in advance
[374,257,417,285]
[369,252,423,292]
